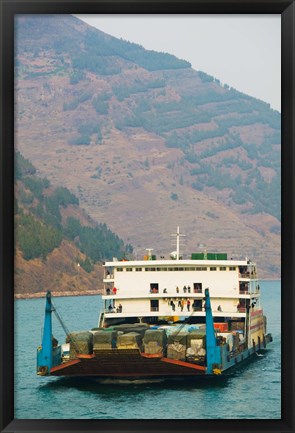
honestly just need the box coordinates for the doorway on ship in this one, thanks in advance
[150,300,159,312]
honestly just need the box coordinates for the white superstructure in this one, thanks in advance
[40,228,271,379]
[100,228,260,329]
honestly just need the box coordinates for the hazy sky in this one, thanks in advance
[76,14,281,112]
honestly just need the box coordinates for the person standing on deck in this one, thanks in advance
[187,299,191,312]
[181,299,185,312]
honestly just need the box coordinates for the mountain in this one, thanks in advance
[14,15,281,279]
[15,152,132,297]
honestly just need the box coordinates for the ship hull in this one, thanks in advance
[50,349,206,378]
[49,333,272,379]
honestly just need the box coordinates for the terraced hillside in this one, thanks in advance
[15,15,281,278]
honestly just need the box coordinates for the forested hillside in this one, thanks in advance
[15,152,132,296]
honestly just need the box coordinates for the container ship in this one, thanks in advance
[36,227,272,379]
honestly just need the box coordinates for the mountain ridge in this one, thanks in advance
[15,14,281,279]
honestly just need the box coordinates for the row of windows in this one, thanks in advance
[116,266,237,272]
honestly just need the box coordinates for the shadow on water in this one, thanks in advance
[38,374,232,397]
[38,350,272,397]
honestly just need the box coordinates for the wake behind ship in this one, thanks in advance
[36,227,272,379]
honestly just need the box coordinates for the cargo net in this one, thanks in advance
[50,298,94,359]
[93,330,118,350]
[66,331,93,360]
[63,311,210,364]
[143,329,167,355]
[117,332,143,350]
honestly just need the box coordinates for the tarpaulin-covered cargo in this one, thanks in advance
[159,324,200,336]
[125,327,148,338]
[186,339,206,357]
[113,324,149,337]
[143,329,167,345]
[167,332,188,360]
[117,332,143,350]
[167,332,188,346]
[144,341,164,355]
[66,331,93,359]
[66,331,92,343]
[113,324,148,330]
[93,330,118,349]
[187,332,206,348]
[167,342,186,360]
[143,329,167,355]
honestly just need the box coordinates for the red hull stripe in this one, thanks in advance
[250,309,263,317]
[141,353,163,359]
[77,354,96,359]
[250,324,264,331]
[161,357,206,372]
[50,359,81,372]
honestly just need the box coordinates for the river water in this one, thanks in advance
[14,280,281,419]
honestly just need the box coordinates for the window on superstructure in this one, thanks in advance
[150,283,159,294]
[229,267,236,271]
[135,267,142,272]
[192,299,203,311]
[126,268,133,272]
[150,299,159,312]
[196,267,207,271]
[219,267,227,271]
[193,283,202,293]
[210,267,217,271]
[116,268,123,272]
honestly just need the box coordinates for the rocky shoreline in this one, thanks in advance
[14,290,102,299]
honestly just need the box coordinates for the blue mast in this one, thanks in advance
[204,288,221,374]
[36,291,53,375]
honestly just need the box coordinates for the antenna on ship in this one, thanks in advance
[171,226,185,260]
[145,248,154,261]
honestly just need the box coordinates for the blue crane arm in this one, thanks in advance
[36,291,53,375]
[204,288,221,374]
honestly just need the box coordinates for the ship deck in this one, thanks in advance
[50,349,206,378]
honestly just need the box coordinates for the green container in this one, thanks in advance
[206,253,228,260]
[191,253,205,260]
[191,252,228,260]
[216,253,227,260]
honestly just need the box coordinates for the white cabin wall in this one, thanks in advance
[107,298,239,316]
[112,268,239,297]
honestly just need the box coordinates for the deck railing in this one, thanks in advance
[239,272,257,279]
